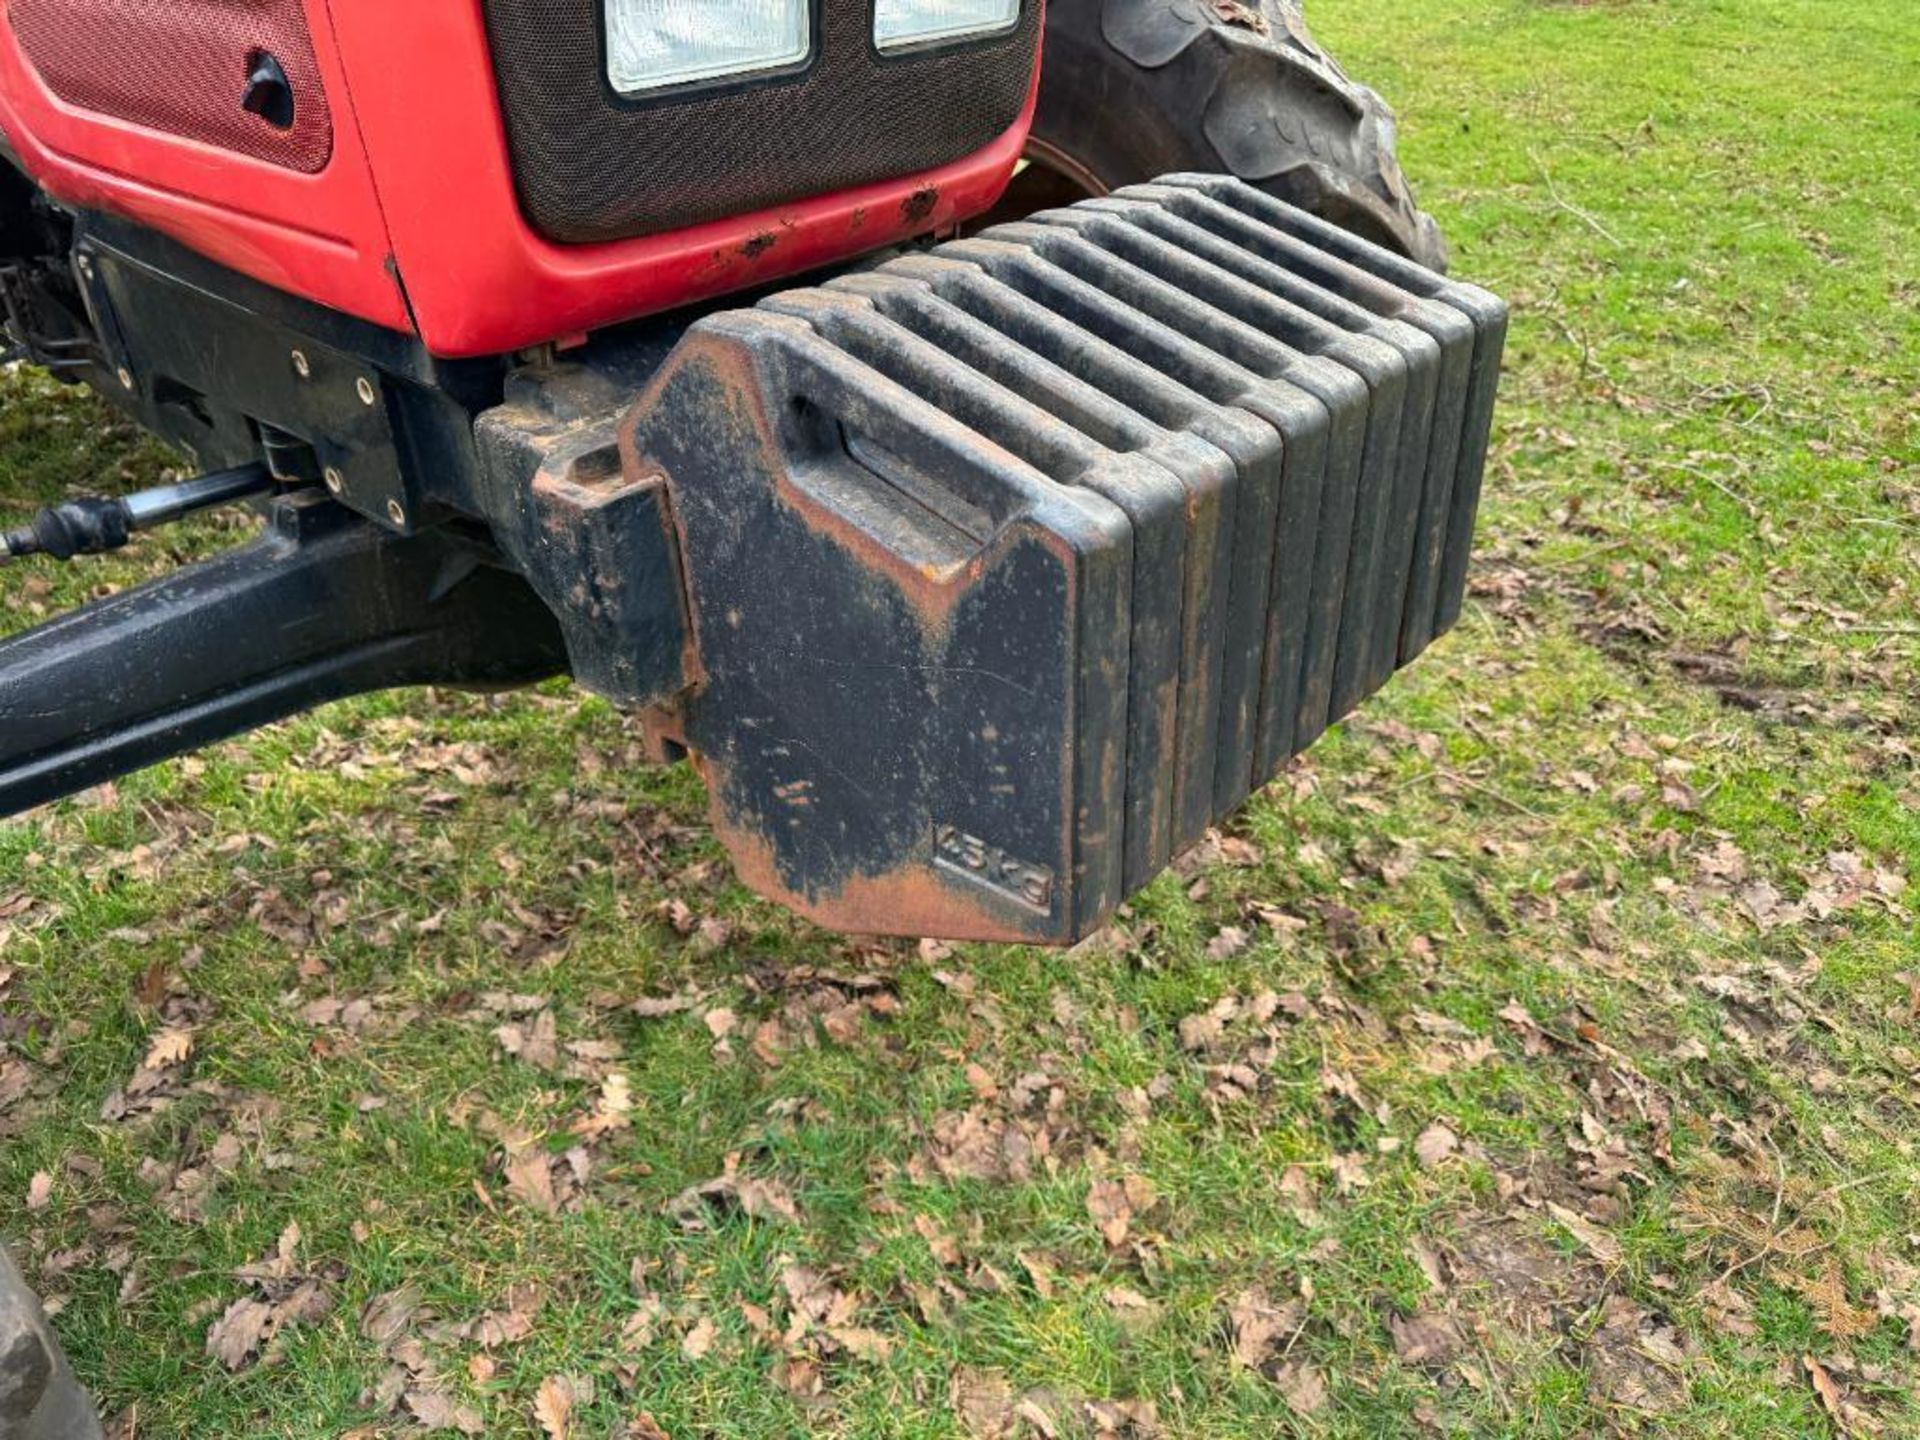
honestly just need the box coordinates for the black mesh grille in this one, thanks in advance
[481,0,1042,246]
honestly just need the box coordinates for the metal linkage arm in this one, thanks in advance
[0,493,569,817]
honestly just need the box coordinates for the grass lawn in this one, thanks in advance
[3,0,1918,1434]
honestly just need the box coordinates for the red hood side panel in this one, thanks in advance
[0,0,411,334]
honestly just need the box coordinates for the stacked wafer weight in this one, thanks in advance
[628,175,1506,944]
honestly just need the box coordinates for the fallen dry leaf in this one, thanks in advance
[916,1213,962,1267]
[1086,1174,1156,1247]
[921,1106,1037,1184]
[1084,1397,1159,1436]
[202,1228,334,1373]
[1017,1252,1056,1299]
[360,1284,422,1349]
[495,1009,560,1072]
[505,1148,558,1215]
[142,1026,194,1071]
[1389,1309,1464,1367]
[572,1072,634,1138]
[734,1175,800,1223]
[829,1325,894,1361]
[1178,999,1235,1052]
[1547,1202,1623,1265]
[671,1161,801,1228]
[466,1281,544,1348]
[681,1316,717,1361]
[1206,925,1249,961]
[1699,1278,1759,1339]
[776,1354,823,1400]
[1414,1122,1460,1169]
[206,1297,276,1370]
[407,1388,485,1435]
[630,992,699,1019]
[1104,1286,1158,1332]
[780,1263,853,1332]
[1228,1288,1302,1371]
[1275,1359,1327,1416]
[25,1170,52,1211]
[1409,1236,1447,1293]
[533,1375,575,1440]
[950,1366,1016,1439]
[1087,1180,1133,1246]
[1804,1355,1847,1431]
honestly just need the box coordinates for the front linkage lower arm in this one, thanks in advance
[0,491,569,817]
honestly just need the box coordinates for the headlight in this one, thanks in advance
[604,0,811,95]
[875,0,1021,52]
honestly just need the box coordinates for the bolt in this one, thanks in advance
[323,466,343,494]
[77,255,94,280]
[291,349,311,380]
[356,377,377,406]
[386,498,407,527]
[116,367,134,390]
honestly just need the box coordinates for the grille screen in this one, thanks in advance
[10,0,332,174]
[481,0,1041,246]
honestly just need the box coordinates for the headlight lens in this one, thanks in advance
[604,0,810,95]
[875,0,1021,52]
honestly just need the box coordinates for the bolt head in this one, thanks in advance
[291,349,311,379]
[323,466,344,494]
[386,498,407,527]
[356,377,378,406]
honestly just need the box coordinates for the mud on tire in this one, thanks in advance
[1028,0,1450,270]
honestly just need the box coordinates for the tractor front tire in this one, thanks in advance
[1027,0,1449,270]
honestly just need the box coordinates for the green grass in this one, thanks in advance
[3,0,1918,1434]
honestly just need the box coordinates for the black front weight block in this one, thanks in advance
[625,177,1505,943]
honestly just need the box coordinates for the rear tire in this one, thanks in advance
[1024,0,1449,270]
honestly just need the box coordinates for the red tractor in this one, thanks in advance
[0,3,1505,1429]
[0,0,1502,947]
